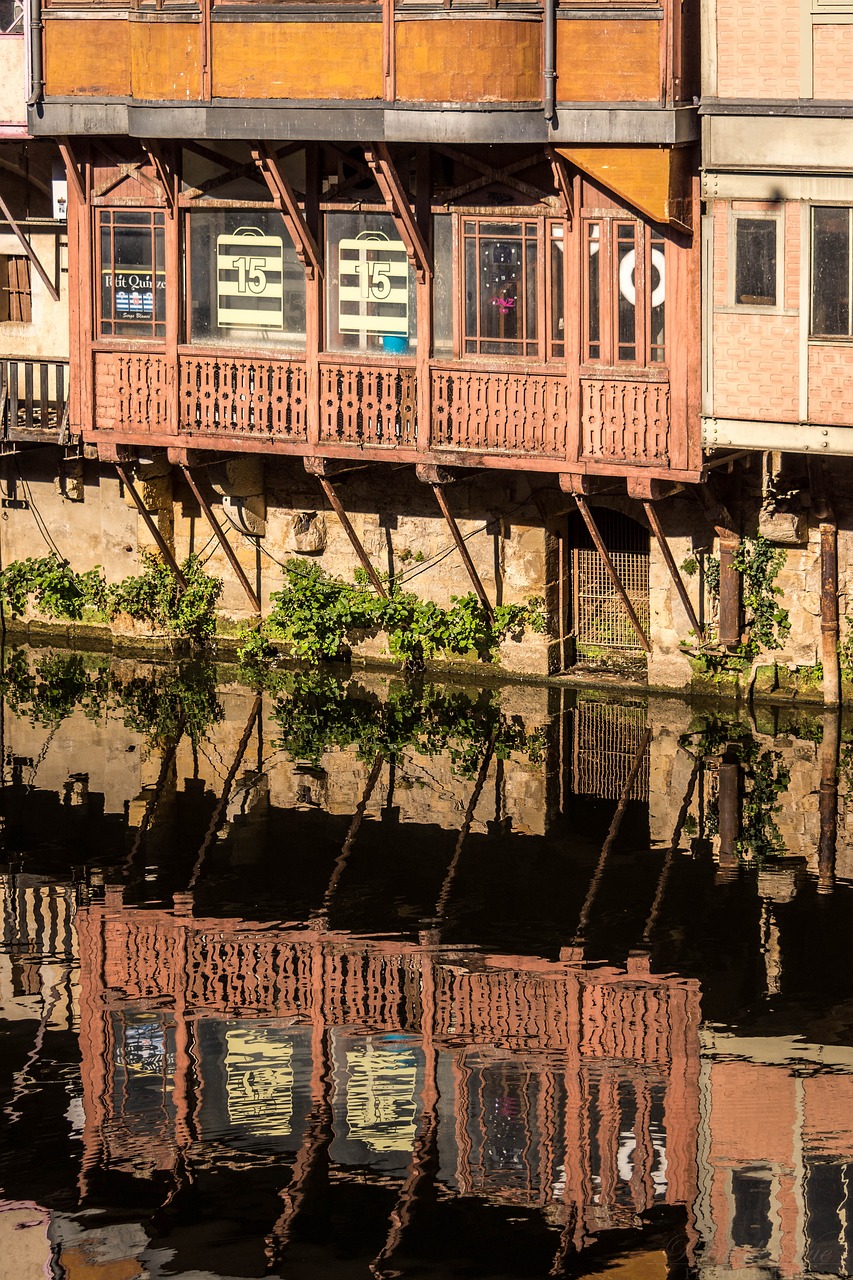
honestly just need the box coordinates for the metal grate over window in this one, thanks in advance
[570,509,650,655]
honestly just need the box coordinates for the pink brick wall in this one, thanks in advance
[713,312,799,420]
[808,346,853,424]
[813,24,853,98]
[716,0,800,98]
[783,201,800,311]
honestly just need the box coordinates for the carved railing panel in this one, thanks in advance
[319,362,417,447]
[580,378,670,466]
[180,356,307,439]
[0,359,69,439]
[94,352,172,434]
[431,369,567,456]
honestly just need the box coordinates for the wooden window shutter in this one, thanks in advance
[6,257,31,323]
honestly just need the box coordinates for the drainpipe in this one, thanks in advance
[543,0,556,124]
[819,510,841,707]
[26,0,43,106]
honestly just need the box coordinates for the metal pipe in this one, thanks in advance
[818,711,839,895]
[25,0,43,106]
[820,517,841,707]
[717,538,741,647]
[543,0,556,123]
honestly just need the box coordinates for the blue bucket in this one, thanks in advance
[382,334,409,354]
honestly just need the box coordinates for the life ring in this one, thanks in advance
[618,248,666,308]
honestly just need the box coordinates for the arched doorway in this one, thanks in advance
[568,507,650,659]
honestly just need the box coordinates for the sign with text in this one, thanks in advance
[338,231,409,337]
[102,269,163,321]
[216,227,285,330]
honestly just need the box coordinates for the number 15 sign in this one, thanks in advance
[338,231,409,337]
[216,227,284,330]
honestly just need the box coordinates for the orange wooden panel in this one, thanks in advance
[558,146,691,227]
[213,22,382,99]
[556,21,660,102]
[395,20,539,103]
[131,21,201,102]
[44,19,130,96]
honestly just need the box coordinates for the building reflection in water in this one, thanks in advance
[0,655,852,1277]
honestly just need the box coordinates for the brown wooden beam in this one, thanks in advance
[696,485,741,647]
[547,146,573,218]
[57,139,84,204]
[114,461,188,589]
[315,473,387,597]
[189,694,262,889]
[252,143,323,280]
[0,190,59,303]
[364,143,432,283]
[180,466,261,613]
[573,494,651,653]
[141,140,175,217]
[642,499,704,641]
[429,482,493,619]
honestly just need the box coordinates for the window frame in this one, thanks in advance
[581,212,667,369]
[729,210,783,313]
[810,203,853,341]
[97,207,167,342]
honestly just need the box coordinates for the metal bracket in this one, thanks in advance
[252,143,323,281]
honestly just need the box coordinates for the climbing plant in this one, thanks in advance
[732,534,791,656]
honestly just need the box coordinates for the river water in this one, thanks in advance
[0,647,851,1279]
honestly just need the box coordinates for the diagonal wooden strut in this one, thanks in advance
[642,499,703,641]
[57,139,84,204]
[316,474,387,597]
[114,462,188,588]
[573,494,651,653]
[0,190,59,303]
[430,483,493,619]
[180,466,260,613]
[364,143,432,283]
[252,142,322,279]
[188,694,262,889]
[141,140,175,216]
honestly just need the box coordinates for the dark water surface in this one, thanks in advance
[1,648,852,1279]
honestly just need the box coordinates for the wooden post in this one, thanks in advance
[696,486,740,647]
[429,481,493,619]
[643,499,703,640]
[820,516,841,707]
[716,747,741,880]
[180,466,261,613]
[316,474,387,597]
[573,493,651,653]
[114,462,187,588]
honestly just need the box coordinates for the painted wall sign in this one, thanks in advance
[338,231,409,336]
[102,269,161,320]
[216,227,285,330]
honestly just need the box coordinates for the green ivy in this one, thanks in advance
[732,534,790,656]
[0,552,223,643]
[239,559,544,672]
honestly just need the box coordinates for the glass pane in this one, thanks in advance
[433,214,454,357]
[325,212,416,355]
[99,212,166,339]
[587,223,600,361]
[812,207,850,336]
[617,226,636,362]
[550,225,564,354]
[735,218,777,306]
[525,239,537,342]
[189,208,306,349]
[464,236,477,342]
[479,236,522,351]
[649,232,665,362]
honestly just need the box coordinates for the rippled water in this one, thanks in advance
[0,647,852,1278]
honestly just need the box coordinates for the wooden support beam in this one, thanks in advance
[696,485,741,647]
[141,140,175,217]
[315,473,387,597]
[642,499,704,641]
[114,461,187,589]
[434,735,496,922]
[819,712,840,896]
[364,143,432,283]
[429,482,493,619]
[641,758,699,946]
[252,143,323,280]
[0,190,59,303]
[547,146,573,218]
[573,494,651,653]
[322,751,385,912]
[57,139,84,204]
[180,466,260,613]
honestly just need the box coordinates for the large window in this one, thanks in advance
[325,212,417,356]
[734,216,777,307]
[812,206,852,337]
[584,219,665,366]
[99,209,166,339]
[188,209,305,349]
[463,219,538,357]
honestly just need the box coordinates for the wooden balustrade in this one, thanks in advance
[92,350,678,473]
[1,359,69,440]
[431,367,569,457]
[580,377,670,466]
[180,354,308,440]
[319,361,417,448]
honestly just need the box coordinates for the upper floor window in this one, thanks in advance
[734,216,777,308]
[584,218,665,366]
[325,211,417,356]
[98,209,165,339]
[0,0,22,34]
[463,219,538,357]
[812,206,852,338]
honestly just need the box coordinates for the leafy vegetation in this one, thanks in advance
[683,534,790,671]
[238,559,545,672]
[0,552,222,642]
